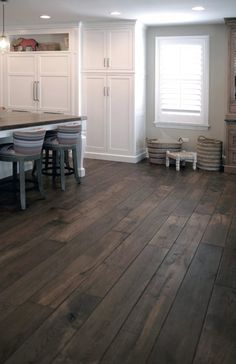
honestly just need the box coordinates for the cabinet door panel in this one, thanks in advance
[37,54,71,113]
[38,76,70,112]
[7,76,36,110]
[108,29,133,71]
[83,30,106,71]
[6,55,36,110]
[38,55,70,75]
[83,75,107,153]
[107,76,133,154]
[7,54,35,74]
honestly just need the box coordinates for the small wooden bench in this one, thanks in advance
[166,150,197,171]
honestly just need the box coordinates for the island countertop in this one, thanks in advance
[0,112,87,131]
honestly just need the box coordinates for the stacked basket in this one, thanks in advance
[197,136,222,171]
[147,139,182,165]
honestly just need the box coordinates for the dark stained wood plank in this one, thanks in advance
[201,213,232,247]
[216,216,236,289]
[193,285,236,364]
[195,188,222,215]
[31,184,171,308]
[0,238,65,292]
[50,245,168,364]
[172,172,209,216]
[0,161,235,364]
[0,302,52,363]
[216,248,236,290]
[149,215,188,248]
[147,244,222,364]
[4,293,101,364]
[100,213,211,364]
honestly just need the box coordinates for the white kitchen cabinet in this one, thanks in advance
[82,21,146,163]
[82,26,133,72]
[5,53,72,113]
[83,74,133,157]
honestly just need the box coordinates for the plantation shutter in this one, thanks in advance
[155,36,209,127]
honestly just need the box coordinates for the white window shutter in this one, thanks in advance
[155,36,209,128]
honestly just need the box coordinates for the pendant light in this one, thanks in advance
[0,0,10,52]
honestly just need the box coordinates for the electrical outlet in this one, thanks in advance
[181,137,189,143]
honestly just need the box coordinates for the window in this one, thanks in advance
[155,36,209,129]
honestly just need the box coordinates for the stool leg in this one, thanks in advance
[19,160,26,210]
[52,151,57,180]
[13,161,17,191]
[65,150,71,170]
[176,156,180,171]
[36,158,45,198]
[72,148,80,184]
[60,149,65,191]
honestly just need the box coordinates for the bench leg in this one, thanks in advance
[176,156,180,171]
[166,156,170,168]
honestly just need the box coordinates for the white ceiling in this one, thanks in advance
[1,0,236,28]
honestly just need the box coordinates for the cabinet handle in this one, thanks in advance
[33,81,37,101]
[103,86,106,96]
[104,58,106,68]
[107,87,110,96]
[36,81,40,101]
[107,58,110,68]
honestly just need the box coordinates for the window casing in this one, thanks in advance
[154,36,209,129]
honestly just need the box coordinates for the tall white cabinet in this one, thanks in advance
[82,21,146,163]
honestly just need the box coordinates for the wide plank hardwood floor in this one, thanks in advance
[0,159,235,364]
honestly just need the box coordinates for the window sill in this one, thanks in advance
[153,121,210,130]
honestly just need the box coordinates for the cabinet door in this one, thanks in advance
[6,54,37,111]
[82,30,107,71]
[107,29,133,71]
[107,75,133,155]
[82,74,107,153]
[37,54,71,113]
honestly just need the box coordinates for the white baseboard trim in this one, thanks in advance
[85,151,146,163]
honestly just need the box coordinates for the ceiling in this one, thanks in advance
[1,0,236,28]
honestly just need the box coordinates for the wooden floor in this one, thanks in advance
[0,159,235,364]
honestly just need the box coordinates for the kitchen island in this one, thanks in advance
[0,112,87,179]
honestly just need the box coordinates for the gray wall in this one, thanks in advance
[146,24,228,151]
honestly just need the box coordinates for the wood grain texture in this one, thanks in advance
[0,159,235,364]
[193,285,236,364]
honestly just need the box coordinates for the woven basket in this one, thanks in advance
[197,136,222,171]
[147,139,182,165]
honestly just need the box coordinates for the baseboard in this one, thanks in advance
[85,151,147,163]
[224,164,236,174]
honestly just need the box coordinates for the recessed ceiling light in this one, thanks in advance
[192,6,205,11]
[110,11,121,16]
[40,15,51,19]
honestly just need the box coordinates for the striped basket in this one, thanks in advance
[147,139,182,165]
[197,136,223,171]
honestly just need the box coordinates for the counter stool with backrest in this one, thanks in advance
[43,124,81,191]
[0,130,46,210]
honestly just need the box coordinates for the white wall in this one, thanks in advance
[146,24,228,151]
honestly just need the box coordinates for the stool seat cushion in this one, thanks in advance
[13,130,46,155]
[57,125,82,145]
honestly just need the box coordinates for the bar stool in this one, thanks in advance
[0,130,46,210]
[43,124,81,191]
